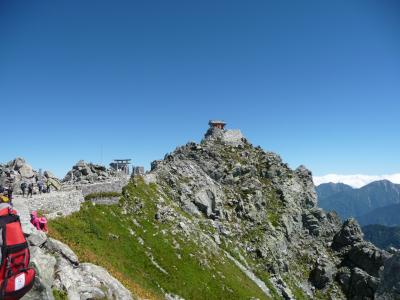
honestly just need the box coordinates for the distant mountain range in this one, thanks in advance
[315,182,354,199]
[316,180,400,250]
[316,180,400,225]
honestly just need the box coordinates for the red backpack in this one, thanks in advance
[0,206,35,300]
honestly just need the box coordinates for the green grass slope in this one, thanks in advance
[49,179,271,300]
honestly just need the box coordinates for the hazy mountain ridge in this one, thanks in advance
[316,180,400,221]
[315,182,353,199]
[363,224,400,250]
[358,203,400,226]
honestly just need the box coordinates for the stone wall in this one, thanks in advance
[79,178,129,196]
[222,129,244,146]
[23,190,85,219]
[15,178,129,220]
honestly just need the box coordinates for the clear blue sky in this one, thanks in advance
[1,0,399,178]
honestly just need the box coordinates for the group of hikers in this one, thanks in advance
[20,180,52,197]
[0,181,49,231]
[0,180,52,204]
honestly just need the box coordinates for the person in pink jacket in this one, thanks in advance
[30,211,48,232]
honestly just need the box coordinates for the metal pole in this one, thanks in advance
[101,144,103,166]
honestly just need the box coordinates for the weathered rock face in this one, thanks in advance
[376,253,400,299]
[144,127,396,299]
[63,160,120,184]
[24,230,132,300]
[19,164,35,178]
[0,158,59,193]
[332,219,364,249]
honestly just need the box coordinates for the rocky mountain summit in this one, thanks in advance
[143,126,399,299]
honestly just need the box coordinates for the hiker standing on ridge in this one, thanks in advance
[37,181,44,195]
[27,182,34,198]
[21,181,27,197]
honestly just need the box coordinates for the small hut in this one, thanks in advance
[208,120,226,130]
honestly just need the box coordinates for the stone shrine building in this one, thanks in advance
[208,120,226,130]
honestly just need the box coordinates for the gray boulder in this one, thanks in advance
[346,242,389,277]
[309,260,335,289]
[337,267,379,299]
[30,246,57,288]
[350,268,380,299]
[53,259,132,300]
[332,219,364,250]
[194,189,216,217]
[46,238,79,265]
[28,230,48,247]
[13,157,26,170]
[19,164,35,178]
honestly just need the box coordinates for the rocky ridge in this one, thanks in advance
[142,127,400,299]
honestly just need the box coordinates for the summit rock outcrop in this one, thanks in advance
[63,160,118,184]
[142,126,394,299]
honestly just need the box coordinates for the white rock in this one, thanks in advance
[30,246,57,288]
[19,164,35,178]
[28,230,48,246]
[46,238,79,265]
[53,258,132,300]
